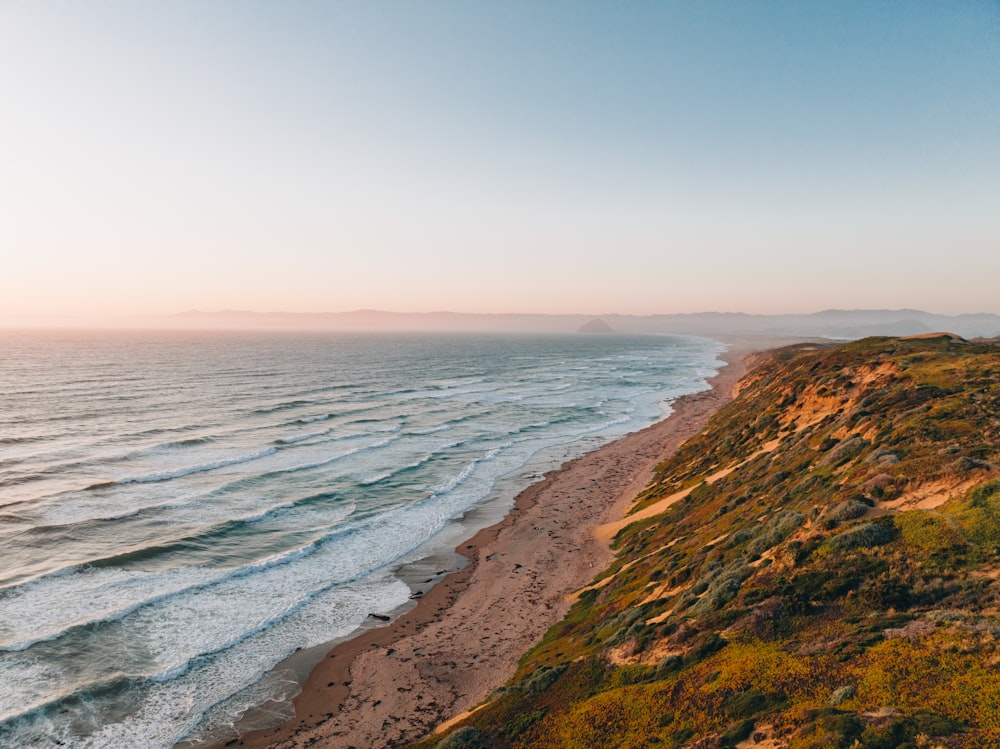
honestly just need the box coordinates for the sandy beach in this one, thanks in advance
[203,345,752,749]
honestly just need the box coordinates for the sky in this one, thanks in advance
[1,0,998,322]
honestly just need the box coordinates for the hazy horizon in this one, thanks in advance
[2,1,998,320]
[4,306,1000,341]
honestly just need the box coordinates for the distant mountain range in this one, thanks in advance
[150,308,1000,340]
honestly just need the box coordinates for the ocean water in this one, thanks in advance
[0,330,723,748]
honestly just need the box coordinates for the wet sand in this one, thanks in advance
[206,344,753,749]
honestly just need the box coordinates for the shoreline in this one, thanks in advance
[200,342,755,749]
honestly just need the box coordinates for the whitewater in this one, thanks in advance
[0,330,723,747]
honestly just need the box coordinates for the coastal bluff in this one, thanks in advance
[422,335,1000,749]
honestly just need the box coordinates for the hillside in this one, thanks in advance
[421,335,1000,749]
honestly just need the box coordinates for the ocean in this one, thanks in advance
[0,330,723,748]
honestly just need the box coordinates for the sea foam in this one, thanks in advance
[0,331,725,747]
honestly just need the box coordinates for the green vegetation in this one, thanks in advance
[415,336,1000,749]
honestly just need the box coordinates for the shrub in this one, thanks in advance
[828,684,855,706]
[656,655,683,679]
[970,479,1000,508]
[609,664,657,687]
[819,435,870,468]
[727,526,759,549]
[827,522,896,551]
[521,664,567,694]
[435,726,483,749]
[502,710,545,740]
[826,499,869,523]
[689,565,752,616]
[720,718,755,747]
[683,632,727,665]
[947,479,1000,547]
[894,511,966,557]
[743,511,805,560]
[726,689,784,719]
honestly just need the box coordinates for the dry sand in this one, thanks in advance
[204,345,753,749]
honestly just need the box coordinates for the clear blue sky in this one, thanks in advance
[2,0,998,320]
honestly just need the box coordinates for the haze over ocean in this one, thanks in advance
[0,330,722,747]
